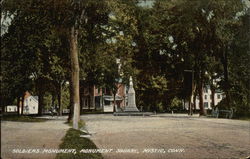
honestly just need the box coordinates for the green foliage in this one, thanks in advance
[169,97,183,111]
[1,13,36,105]
[227,10,250,118]
[214,9,250,118]
[1,0,249,117]
[61,85,70,109]
[43,93,52,110]
[56,128,103,159]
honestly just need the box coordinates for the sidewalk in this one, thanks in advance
[1,119,69,159]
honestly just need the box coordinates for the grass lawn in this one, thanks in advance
[1,115,48,122]
[56,128,103,159]
[235,117,250,121]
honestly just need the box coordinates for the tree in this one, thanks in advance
[2,0,110,129]
[226,8,250,117]
[2,0,248,119]
[206,0,245,109]
[1,10,39,114]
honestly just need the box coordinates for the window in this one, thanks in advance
[30,99,32,101]
[98,88,102,93]
[204,102,208,108]
[204,87,208,93]
[84,88,89,94]
[25,106,29,112]
[217,94,221,99]
[33,107,35,109]
[210,95,212,99]
[205,95,207,100]
[84,99,88,107]
[106,88,111,95]
[104,100,110,105]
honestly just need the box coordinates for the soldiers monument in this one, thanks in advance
[124,76,139,112]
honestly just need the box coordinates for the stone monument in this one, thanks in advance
[124,76,139,112]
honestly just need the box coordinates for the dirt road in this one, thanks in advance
[82,114,250,159]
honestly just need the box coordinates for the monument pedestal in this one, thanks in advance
[124,107,139,112]
[114,112,153,116]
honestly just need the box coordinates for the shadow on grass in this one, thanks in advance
[234,117,250,121]
[1,115,49,122]
[56,128,103,159]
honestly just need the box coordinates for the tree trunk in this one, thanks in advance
[21,94,24,115]
[58,83,62,116]
[69,26,80,129]
[52,93,55,108]
[222,45,230,109]
[38,92,44,116]
[92,87,96,111]
[211,86,215,109]
[68,78,74,122]
[188,72,195,115]
[90,87,94,110]
[198,77,206,116]
[113,92,116,113]
[101,87,104,112]
[36,78,45,116]
[188,96,192,115]
[193,93,196,112]
[93,94,96,111]
[17,96,20,116]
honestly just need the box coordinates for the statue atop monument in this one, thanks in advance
[129,76,133,86]
[124,76,139,112]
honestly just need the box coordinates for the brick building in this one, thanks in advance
[80,81,127,112]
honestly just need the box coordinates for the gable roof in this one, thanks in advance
[27,96,38,103]
[33,96,38,101]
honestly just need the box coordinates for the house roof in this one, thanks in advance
[33,96,38,101]
[215,89,223,93]
[205,85,224,93]
[28,96,38,103]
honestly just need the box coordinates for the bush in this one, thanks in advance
[169,97,183,111]
[216,98,250,118]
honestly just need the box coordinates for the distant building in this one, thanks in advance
[5,105,18,113]
[185,85,224,110]
[80,81,127,112]
[19,91,39,114]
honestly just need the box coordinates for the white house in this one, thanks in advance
[198,86,223,109]
[5,105,18,113]
[185,85,224,110]
[20,93,39,114]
